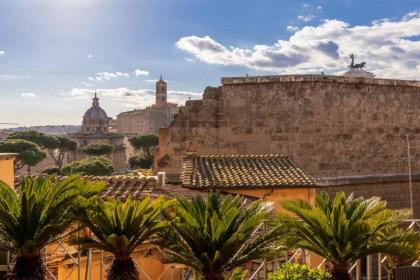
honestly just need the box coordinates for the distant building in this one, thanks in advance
[68,94,126,170]
[116,77,178,136]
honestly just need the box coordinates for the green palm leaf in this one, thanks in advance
[279,191,412,280]
[0,175,104,279]
[155,192,284,280]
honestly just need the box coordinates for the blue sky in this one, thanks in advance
[0,0,419,127]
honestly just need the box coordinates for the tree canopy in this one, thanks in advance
[63,157,114,176]
[128,134,158,169]
[7,131,77,168]
[82,143,114,156]
[0,139,46,172]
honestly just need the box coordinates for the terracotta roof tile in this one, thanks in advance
[13,175,216,200]
[181,154,316,189]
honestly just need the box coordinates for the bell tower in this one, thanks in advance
[155,75,167,105]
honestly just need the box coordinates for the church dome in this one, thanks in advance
[83,93,108,121]
[81,93,109,134]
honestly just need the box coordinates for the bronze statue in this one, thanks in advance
[349,54,366,69]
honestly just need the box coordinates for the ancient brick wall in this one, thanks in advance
[156,75,420,178]
[318,174,420,218]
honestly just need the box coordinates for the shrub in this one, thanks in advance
[82,143,114,157]
[129,154,152,169]
[41,166,62,175]
[268,263,329,280]
[63,157,114,176]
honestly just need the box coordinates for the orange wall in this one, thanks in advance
[57,247,182,280]
[224,187,315,212]
[0,154,15,187]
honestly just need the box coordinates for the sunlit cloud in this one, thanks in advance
[297,14,316,22]
[286,25,299,32]
[0,50,5,56]
[176,11,420,79]
[88,71,130,82]
[21,92,37,98]
[133,69,150,76]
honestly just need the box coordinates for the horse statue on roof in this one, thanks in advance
[349,54,366,69]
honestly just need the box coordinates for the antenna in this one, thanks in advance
[406,134,414,218]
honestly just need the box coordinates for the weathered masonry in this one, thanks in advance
[155,74,420,216]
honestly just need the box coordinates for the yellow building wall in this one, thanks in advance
[57,247,182,280]
[0,154,15,187]
[224,187,315,212]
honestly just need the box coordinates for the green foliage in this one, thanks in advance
[128,134,158,164]
[41,166,62,175]
[7,131,77,168]
[7,130,47,146]
[82,143,114,156]
[63,157,114,176]
[70,196,173,280]
[268,263,329,280]
[382,227,420,268]
[128,154,152,169]
[279,192,411,280]
[128,134,158,150]
[155,192,283,280]
[0,139,46,171]
[229,267,248,280]
[0,176,105,278]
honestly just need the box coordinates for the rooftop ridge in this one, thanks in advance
[183,153,288,159]
[221,74,420,87]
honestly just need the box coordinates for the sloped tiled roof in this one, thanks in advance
[181,154,316,189]
[13,175,213,200]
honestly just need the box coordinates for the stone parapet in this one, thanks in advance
[318,173,420,187]
[221,74,420,88]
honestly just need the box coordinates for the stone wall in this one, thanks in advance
[156,75,420,178]
[319,173,420,218]
[117,104,178,136]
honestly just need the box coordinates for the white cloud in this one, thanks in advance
[21,92,37,98]
[133,69,150,76]
[89,71,130,81]
[145,79,158,83]
[87,54,93,58]
[185,57,196,63]
[0,50,5,56]
[302,3,310,8]
[317,6,322,10]
[287,25,299,32]
[62,87,201,108]
[297,14,316,22]
[175,12,420,79]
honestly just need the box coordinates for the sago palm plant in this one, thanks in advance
[0,175,104,280]
[70,196,172,280]
[155,192,282,280]
[279,192,411,280]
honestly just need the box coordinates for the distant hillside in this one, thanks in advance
[0,125,80,136]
